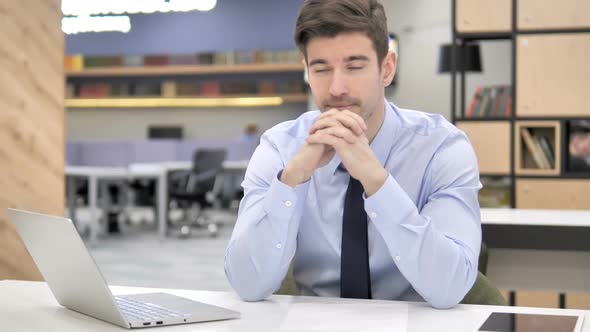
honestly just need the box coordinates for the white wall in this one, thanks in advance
[66,1,513,141]
[383,0,511,119]
[66,105,307,141]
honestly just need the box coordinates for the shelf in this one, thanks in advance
[455,118,512,122]
[480,173,512,177]
[66,63,305,78]
[515,121,561,176]
[65,94,308,108]
[455,32,512,41]
[516,174,590,179]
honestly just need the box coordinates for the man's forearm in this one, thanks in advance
[224,174,310,301]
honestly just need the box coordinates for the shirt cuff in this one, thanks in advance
[363,174,416,226]
[262,169,310,221]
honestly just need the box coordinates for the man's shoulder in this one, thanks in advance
[393,105,462,139]
[262,110,320,143]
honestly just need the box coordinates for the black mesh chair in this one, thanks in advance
[167,148,227,236]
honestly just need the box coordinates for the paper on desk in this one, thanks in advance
[278,302,408,332]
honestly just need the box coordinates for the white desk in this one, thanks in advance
[66,167,129,244]
[481,208,590,227]
[66,161,249,242]
[479,208,590,294]
[1,281,587,331]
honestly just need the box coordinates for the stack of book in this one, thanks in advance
[520,128,555,169]
[69,79,305,98]
[465,85,512,118]
[64,49,303,71]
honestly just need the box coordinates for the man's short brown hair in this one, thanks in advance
[294,0,389,65]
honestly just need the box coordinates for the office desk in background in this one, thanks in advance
[65,160,249,244]
[480,208,590,299]
[1,280,587,331]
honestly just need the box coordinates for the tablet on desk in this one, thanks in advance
[477,312,584,332]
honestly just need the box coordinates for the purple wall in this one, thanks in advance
[65,0,305,55]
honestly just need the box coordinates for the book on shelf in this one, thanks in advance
[143,55,169,66]
[465,85,511,118]
[169,54,199,65]
[199,81,221,96]
[77,83,111,97]
[466,86,482,117]
[123,55,144,67]
[65,49,303,72]
[221,82,258,95]
[64,54,84,71]
[161,81,177,98]
[176,82,199,96]
[520,128,552,169]
[197,53,215,65]
[537,136,555,169]
[257,81,277,94]
[131,82,161,96]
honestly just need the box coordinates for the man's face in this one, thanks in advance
[305,32,394,122]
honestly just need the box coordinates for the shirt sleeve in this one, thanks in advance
[224,134,310,301]
[364,132,482,309]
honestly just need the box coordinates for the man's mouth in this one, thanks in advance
[328,104,355,110]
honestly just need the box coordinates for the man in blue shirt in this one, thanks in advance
[224,0,482,309]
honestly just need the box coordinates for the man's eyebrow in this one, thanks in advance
[309,59,328,67]
[345,55,370,62]
[308,55,370,67]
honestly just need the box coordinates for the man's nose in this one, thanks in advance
[328,70,349,97]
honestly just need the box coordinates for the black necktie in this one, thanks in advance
[340,173,372,299]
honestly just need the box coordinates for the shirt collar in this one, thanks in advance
[326,99,398,175]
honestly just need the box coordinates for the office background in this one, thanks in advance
[1,0,589,311]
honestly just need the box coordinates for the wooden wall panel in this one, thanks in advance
[518,0,590,30]
[566,293,590,310]
[517,34,590,117]
[515,290,559,308]
[457,121,511,174]
[0,0,64,280]
[456,0,511,33]
[516,179,590,210]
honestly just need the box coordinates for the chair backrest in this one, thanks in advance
[461,271,507,306]
[192,148,227,174]
[276,268,506,306]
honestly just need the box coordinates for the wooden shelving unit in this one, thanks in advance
[453,0,590,310]
[66,63,305,78]
[452,0,590,208]
[65,94,308,109]
[65,62,308,108]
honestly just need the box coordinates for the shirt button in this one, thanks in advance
[395,255,401,262]
[370,212,378,219]
[284,200,293,207]
[276,243,282,249]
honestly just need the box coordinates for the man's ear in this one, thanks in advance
[381,51,397,86]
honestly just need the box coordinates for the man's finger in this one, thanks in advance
[310,114,364,136]
[312,126,357,144]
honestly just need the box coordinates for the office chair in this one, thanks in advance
[276,242,507,306]
[167,148,227,237]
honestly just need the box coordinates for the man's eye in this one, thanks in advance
[348,66,364,70]
[314,69,330,73]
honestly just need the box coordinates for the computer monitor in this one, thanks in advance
[148,126,183,139]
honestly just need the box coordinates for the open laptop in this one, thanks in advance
[7,208,240,329]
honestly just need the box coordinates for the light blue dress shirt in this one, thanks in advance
[224,100,482,309]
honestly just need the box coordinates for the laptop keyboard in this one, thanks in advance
[115,296,190,321]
